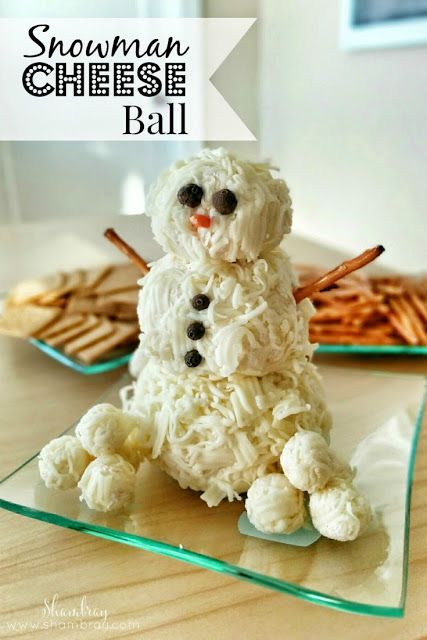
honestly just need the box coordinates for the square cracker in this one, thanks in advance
[64,319,115,356]
[76,321,139,363]
[94,264,140,295]
[80,265,112,292]
[0,304,61,338]
[66,295,98,315]
[37,270,85,304]
[36,314,85,340]
[46,315,100,347]
[9,273,66,305]
[95,289,139,318]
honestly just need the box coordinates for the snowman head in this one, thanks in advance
[145,147,292,263]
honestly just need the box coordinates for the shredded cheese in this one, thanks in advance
[135,249,316,379]
[124,359,331,506]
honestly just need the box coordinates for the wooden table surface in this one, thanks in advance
[0,218,426,639]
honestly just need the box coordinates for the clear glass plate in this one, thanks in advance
[0,366,425,617]
[28,338,133,375]
[317,344,427,356]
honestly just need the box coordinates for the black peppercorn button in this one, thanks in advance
[212,189,237,215]
[191,294,210,311]
[177,183,203,208]
[184,349,202,367]
[186,321,205,341]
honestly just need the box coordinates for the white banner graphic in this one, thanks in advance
[0,18,256,141]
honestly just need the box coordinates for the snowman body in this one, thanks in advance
[135,249,313,378]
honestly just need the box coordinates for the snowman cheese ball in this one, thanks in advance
[39,148,371,541]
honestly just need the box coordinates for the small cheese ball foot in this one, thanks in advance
[245,474,306,535]
[78,454,136,513]
[309,479,372,542]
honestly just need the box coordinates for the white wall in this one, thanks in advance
[260,0,427,272]
[204,0,259,159]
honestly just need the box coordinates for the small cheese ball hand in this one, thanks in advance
[75,403,141,458]
[38,435,91,490]
[309,478,371,542]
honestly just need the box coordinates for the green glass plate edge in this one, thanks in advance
[398,380,427,617]
[317,344,427,355]
[0,372,426,618]
[29,338,132,375]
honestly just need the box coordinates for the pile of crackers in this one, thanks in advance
[297,265,427,346]
[0,264,141,363]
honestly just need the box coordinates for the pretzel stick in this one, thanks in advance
[400,295,427,342]
[298,259,426,346]
[104,228,150,275]
[408,290,427,324]
[388,300,419,345]
[390,297,424,345]
[293,245,385,303]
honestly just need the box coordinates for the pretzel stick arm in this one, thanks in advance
[293,245,385,303]
[104,228,150,275]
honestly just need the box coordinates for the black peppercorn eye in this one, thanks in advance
[212,189,237,215]
[177,183,203,208]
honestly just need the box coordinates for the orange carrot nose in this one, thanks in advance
[190,213,211,229]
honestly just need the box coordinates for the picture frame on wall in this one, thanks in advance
[341,0,427,50]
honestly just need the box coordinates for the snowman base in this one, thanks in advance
[125,358,331,507]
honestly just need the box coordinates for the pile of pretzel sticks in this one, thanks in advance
[297,265,427,346]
